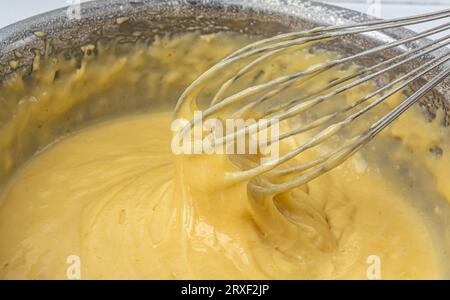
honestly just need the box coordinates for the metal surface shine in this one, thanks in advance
[0,0,448,279]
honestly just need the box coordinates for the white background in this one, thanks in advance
[0,0,448,31]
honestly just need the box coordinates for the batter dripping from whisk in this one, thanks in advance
[0,33,449,279]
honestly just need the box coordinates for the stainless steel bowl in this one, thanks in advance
[0,0,449,277]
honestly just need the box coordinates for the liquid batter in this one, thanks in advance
[0,33,449,279]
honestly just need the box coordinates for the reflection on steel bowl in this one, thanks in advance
[0,0,448,279]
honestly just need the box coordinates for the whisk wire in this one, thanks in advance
[174,10,450,194]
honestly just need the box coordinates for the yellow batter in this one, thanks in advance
[0,33,449,279]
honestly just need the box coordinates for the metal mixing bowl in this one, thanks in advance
[0,0,449,277]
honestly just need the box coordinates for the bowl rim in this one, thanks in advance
[0,0,433,50]
[0,0,448,106]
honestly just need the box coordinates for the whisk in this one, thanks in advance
[173,9,450,195]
